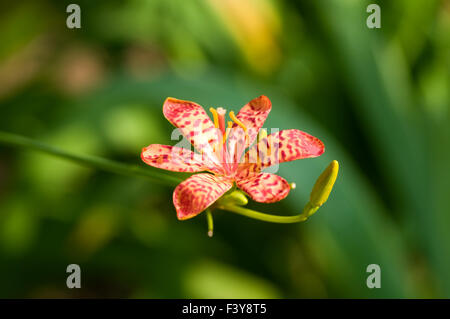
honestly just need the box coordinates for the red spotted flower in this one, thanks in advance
[141,96,325,220]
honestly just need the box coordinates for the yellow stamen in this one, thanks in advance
[258,129,267,142]
[230,111,249,153]
[209,107,221,154]
[209,107,219,129]
[229,111,247,132]
[254,129,268,166]
[258,129,272,157]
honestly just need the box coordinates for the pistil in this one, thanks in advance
[216,107,226,137]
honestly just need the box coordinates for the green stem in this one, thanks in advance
[0,131,181,186]
[218,204,309,224]
[206,209,214,237]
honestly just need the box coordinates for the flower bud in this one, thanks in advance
[309,160,339,207]
[220,190,248,206]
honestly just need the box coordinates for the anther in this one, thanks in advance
[258,129,267,142]
[229,111,249,151]
[209,108,219,129]
[229,111,247,132]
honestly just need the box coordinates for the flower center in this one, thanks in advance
[209,107,251,175]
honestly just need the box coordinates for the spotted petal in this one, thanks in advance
[236,173,290,203]
[238,129,324,177]
[141,144,224,174]
[163,98,222,165]
[173,173,233,220]
[227,95,272,164]
[235,95,272,146]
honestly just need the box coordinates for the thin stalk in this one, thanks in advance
[0,131,181,186]
[206,209,214,237]
[218,204,309,224]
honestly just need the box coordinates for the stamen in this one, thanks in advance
[209,108,221,154]
[253,130,268,167]
[215,108,227,166]
[229,111,247,132]
[290,182,296,189]
[258,129,267,142]
[209,107,219,129]
[258,129,271,157]
[230,111,249,160]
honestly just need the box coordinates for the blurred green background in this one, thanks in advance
[0,0,449,298]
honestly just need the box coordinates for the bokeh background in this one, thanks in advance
[0,0,449,298]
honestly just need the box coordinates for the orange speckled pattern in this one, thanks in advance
[235,95,272,147]
[227,96,272,163]
[141,144,224,174]
[163,97,221,165]
[173,173,233,220]
[239,129,325,175]
[236,173,290,203]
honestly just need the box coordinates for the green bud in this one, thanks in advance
[223,190,248,206]
[309,160,339,207]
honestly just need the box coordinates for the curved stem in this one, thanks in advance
[218,204,309,224]
[0,131,181,186]
[218,160,338,224]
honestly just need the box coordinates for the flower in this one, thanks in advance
[141,96,325,220]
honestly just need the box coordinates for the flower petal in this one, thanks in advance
[235,95,272,146]
[163,98,221,165]
[173,173,233,220]
[141,144,224,174]
[238,129,324,177]
[226,95,272,164]
[236,173,290,203]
